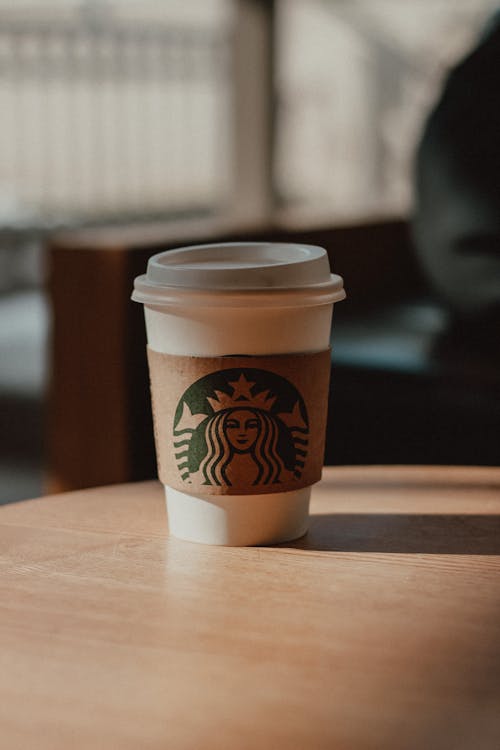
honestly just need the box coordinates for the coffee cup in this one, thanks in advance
[132,242,345,545]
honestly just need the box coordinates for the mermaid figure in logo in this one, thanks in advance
[200,407,288,486]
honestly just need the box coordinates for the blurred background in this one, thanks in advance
[1,0,499,503]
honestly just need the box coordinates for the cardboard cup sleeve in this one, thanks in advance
[147,348,332,496]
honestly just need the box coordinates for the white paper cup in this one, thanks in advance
[132,242,345,545]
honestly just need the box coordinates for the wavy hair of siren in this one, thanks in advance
[199,408,286,486]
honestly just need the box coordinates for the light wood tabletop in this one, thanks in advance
[1,466,500,750]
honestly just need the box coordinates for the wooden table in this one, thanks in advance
[2,466,500,750]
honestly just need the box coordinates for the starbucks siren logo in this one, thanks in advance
[173,368,309,487]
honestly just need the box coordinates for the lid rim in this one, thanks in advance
[131,277,346,308]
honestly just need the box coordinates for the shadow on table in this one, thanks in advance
[286,513,500,555]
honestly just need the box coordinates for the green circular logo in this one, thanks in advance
[173,368,309,487]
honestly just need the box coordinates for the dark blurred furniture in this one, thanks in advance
[46,218,500,493]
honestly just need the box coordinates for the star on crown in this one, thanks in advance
[207,373,276,413]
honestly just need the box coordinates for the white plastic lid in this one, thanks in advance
[132,242,345,308]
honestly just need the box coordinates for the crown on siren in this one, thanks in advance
[207,373,276,413]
